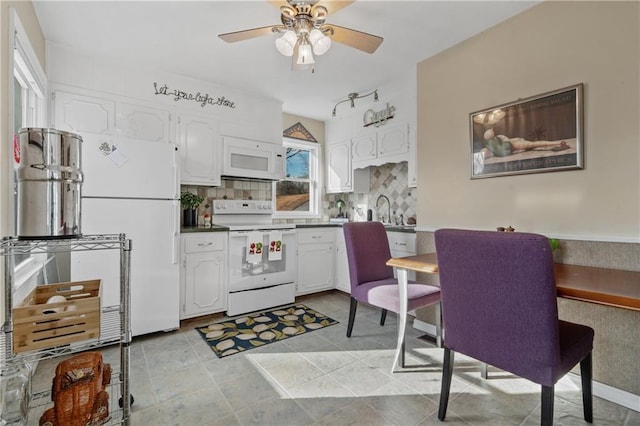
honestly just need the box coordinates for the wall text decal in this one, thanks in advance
[153,82,236,109]
[363,102,395,127]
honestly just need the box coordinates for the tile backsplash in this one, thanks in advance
[181,179,272,219]
[181,161,416,225]
[326,162,416,224]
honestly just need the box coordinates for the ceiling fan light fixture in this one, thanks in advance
[296,42,315,65]
[275,30,297,56]
[309,29,331,55]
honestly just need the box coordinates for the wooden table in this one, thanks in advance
[386,253,640,371]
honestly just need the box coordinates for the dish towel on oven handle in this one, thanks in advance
[246,231,263,264]
[268,230,283,261]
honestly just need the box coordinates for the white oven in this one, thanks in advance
[213,200,296,316]
[227,228,296,315]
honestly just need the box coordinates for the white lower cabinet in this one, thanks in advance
[180,232,227,319]
[334,228,350,293]
[296,229,335,295]
[387,231,417,280]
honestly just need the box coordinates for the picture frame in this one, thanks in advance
[470,83,583,179]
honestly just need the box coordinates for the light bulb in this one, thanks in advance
[275,30,297,57]
[309,29,331,55]
[296,43,315,65]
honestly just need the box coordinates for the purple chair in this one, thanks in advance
[343,222,441,368]
[434,229,594,425]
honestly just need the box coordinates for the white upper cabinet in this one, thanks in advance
[326,139,369,193]
[351,133,377,164]
[378,123,410,159]
[53,90,115,135]
[326,139,352,193]
[115,101,173,143]
[177,113,220,186]
[408,124,417,188]
[352,122,410,168]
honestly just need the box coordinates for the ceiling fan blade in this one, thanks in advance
[218,25,280,43]
[267,1,354,15]
[329,24,383,54]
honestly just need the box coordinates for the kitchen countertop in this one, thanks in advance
[295,222,417,233]
[180,223,417,233]
[295,223,342,228]
[181,225,229,233]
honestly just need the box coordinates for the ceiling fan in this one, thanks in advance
[218,0,384,70]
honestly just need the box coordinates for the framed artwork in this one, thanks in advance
[470,83,583,179]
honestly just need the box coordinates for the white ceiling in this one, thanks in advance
[33,0,539,121]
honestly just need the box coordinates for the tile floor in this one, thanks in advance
[29,291,638,425]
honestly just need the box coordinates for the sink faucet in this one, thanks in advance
[376,195,391,224]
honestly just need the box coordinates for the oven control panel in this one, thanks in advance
[213,199,273,215]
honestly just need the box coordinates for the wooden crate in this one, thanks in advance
[13,279,102,353]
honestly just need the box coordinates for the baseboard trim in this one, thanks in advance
[412,319,640,412]
[413,318,437,337]
[567,373,640,412]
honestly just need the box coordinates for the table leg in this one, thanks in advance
[391,268,409,373]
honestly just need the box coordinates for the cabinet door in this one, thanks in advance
[297,242,335,295]
[326,140,352,193]
[334,229,350,293]
[178,113,220,186]
[387,231,417,280]
[378,123,409,160]
[116,101,173,143]
[53,90,115,135]
[182,251,226,318]
[351,133,377,164]
[408,123,417,188]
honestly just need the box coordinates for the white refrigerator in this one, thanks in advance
[71,133,180,336]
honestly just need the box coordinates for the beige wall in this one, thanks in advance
[417,1,639,243]
[415,0,640,397]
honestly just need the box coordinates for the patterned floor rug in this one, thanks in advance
[196,304,339,358]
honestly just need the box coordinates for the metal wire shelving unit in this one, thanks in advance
[1,234,132,425]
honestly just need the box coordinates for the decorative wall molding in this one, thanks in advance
[283,122,317,142]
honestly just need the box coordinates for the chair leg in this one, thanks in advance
[580,352,593,423]
[346,297,357,338]
[380,309,388,326]
[541,385,554,426]
[438,347,455,421]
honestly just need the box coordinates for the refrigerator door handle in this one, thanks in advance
[172,144,180,199]
[172,202,180,264]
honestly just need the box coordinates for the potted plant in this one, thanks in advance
[180,192,204,227]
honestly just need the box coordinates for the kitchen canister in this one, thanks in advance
[16,128,84,239]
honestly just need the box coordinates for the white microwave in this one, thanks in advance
[221,136,285,180]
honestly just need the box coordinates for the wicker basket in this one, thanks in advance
[13,280,101,353]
